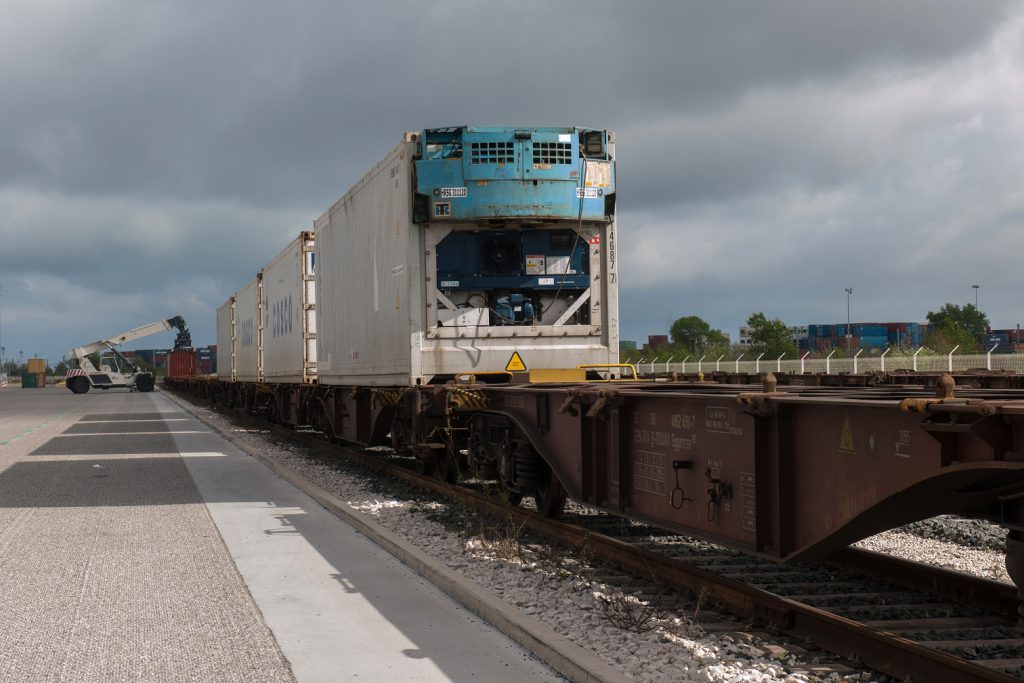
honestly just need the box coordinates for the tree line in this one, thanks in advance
[629,303,997,362]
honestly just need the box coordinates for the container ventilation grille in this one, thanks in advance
[470,142,515,164]
[533,142,572,165]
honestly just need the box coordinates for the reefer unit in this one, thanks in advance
[261,232,317,383]
[234,274,263,382]
[315,126,619,386]
[216,298,235,379]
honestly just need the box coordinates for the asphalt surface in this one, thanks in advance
[0,386,561,682]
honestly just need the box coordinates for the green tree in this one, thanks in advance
[925,321,979,354]
[746,312,797,358]
[926,303,989,337]
[669,315,729,354]
[925,303,988,353]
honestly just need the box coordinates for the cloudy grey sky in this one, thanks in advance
[1,1,1022,363]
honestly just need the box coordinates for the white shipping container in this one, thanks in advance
[314,131,618,387]
[215,297,235,379]
[262,231,317,383]
[234,274,263,382]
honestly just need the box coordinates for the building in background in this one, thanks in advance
[645,335,670,352]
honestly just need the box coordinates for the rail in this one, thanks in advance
[183,393,1022,682]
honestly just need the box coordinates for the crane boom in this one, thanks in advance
[69,316,189,359]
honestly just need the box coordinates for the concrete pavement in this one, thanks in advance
[0,386,561,682]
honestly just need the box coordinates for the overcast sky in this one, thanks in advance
[1,1,1022,364]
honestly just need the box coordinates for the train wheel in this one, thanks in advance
[533,464,566,518]
[309,402,333,441]
[266,398,280,424]
[436,443,459,483]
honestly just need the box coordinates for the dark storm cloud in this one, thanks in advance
[0,1,1012,204]
[0,0,1021,361]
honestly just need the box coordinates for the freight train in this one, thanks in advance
[169,126,1024,598]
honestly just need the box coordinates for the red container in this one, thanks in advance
[167,350,197,378]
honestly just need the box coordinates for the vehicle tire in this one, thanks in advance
[67,377,90,394]
[135,373,156,392]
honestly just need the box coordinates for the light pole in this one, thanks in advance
[972,284,979,308]
[844,288,853,355]
[0,281,6,371]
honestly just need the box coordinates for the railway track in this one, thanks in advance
[182,392,1024,682]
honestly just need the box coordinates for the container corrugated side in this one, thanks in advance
[26,358,45,374]
[315,138,417,385]
[234,275,263,382]
[262,231,316,383]
[216,297,236,379]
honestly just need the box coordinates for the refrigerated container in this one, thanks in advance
[216,298,236,379]
[314,127,619,386]
[234,275,263,382]
[261,231,316,383]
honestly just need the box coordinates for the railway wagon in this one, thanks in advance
[181,127,1024,606]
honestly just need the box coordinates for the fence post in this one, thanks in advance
[826,349,837,374]
[853,349,863,374]
[777,353,785,373]
[698,355,707,375]
[947,345,959,372]
[880,347,890,372]
[734,353,745,373]
[716,354,725,372]
[800,351,809,374]
[986,343,998,371]
[681,356,690,374]
[650,357,658,375]
[665,356,674,374]
[755,352,764,374]
[913,347,924,372]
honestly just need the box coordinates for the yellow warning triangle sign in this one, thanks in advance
[505,352,527,372]
[839,414,856,454]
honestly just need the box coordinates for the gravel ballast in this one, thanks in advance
[180,398,1017,682]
